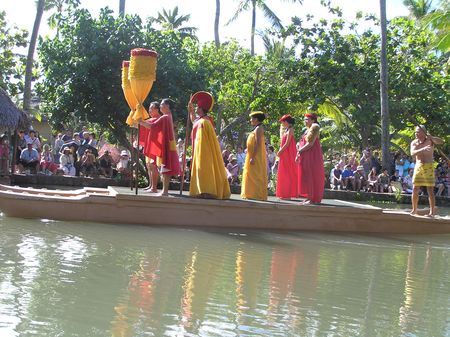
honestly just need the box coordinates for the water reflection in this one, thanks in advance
[0,216,449,337]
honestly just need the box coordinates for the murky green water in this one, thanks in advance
[0,214,449,337]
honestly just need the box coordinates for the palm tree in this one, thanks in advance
[215,0,221,47]
[119,0,126,17]
[422,0,450,56]
[150,6,198,40]
[228,0,302,55]
[403,0,434,19]
[380,0,390,171]
[23,0,45,112]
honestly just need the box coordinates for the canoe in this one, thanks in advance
[0,184,449,234]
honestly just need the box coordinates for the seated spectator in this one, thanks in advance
[354,165,367,191]
[402,168,414,194]
[390,169,402,193]
[59,147,76,176]
[435,171,446,197]
[117,150,131,179]
[19,142,40,174]
[341,164,355,190]
[0,134,9,176]
[40,144,58,175]
[330,164,342,190]
[80,149,97,177]
[377,168,390,193]
[367,167,379,192]
[222,148,231,166]
[226,155,240,185]
[98,150,113,178]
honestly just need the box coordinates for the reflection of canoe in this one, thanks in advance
[1,184,449,234]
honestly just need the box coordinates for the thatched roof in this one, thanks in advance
[0,88,31,130]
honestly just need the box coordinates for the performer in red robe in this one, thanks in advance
[276,114,298,199]
[140,98,180,196]
[296,113,325,204]
[139,101,162,192]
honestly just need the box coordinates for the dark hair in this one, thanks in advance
[285,116,295,125]
[161,98,175,111]
[252,113,265,122]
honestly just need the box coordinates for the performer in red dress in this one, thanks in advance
[140,98,180,196]
[276,114,298,199]
[296,113,324,204]
[139,101,162,192]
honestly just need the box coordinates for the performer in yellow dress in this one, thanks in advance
[188,91,230,199]
[241,111,268,201]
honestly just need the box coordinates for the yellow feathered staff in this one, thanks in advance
[121,61,138,126]
[128,48,158,122]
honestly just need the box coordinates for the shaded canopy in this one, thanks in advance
[0,88,30,130]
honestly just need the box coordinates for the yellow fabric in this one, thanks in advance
[128,54,157,122]
[241,129,268,201]
[412,162,435,186]
[189,119,231,199]
[121,65,139,126]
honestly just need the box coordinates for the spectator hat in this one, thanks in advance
[357,165,364,171]
[63,147,71,153]
[278,114,295,125]
[26,140,33,145]
[190,91,214,112]
[228,154,237,162]
[120,150,129,157]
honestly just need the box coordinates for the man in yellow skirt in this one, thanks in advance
[410,125,444,217]
[188,92,230,199]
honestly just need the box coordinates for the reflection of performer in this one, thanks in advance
[188,92,230,199]
[296,113,324,204]
[140,98,181,196]
[241,111,268,201]
[139,101,162,193]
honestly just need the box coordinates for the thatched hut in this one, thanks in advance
[0,88,30,131]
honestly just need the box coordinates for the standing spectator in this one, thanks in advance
[394,152,404,177]
[241,111,268,201]
[89,132,97,148]
[20,142,40,174]
[0,134,9,176]
[26,130,41,152]
[370,151,382,174]
[236,146,246,172]
[267,145,276,174]
[360,149,371,174]
[53,133,64,164]
[276,114,298,199]
[348,152,359,171]
[435,171,446,197]
[296,113,325,204]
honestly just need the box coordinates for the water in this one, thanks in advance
[0,214,449,337]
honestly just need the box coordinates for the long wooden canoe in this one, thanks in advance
[0,184,449,234]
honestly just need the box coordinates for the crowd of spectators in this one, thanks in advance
[0,128,132,180]
[327,149,450,197]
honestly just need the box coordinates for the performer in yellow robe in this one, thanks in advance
[241,111,268,201]
[188,91,230,199]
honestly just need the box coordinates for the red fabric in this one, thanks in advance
[276,132,298,198]
[130,48,158,57]
[149,114,180,176]
[297,131,324,203]
[139,118,161,160]
[191,116,215,153]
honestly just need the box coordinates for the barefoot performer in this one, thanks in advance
[410,125,444,217]
[188,91,230,199]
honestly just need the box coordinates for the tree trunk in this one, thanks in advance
[23,0,45,112]
[250,0,256,55]
[214,0,220,48]
[119,0,126,17]
[380,0,390,171]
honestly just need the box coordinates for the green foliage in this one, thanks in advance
[0,11,28,97]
